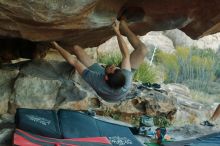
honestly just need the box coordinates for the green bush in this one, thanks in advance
[189,48,215,82]
[133,62,157,83]
[184,80,220,95]
[215,67,220,79]
[190,90,220,104]
[155,50,179,83]
[98,53,122,66]
[214,55,220,79]
[98,52,157,83]
[155,47,218,92]
[153,115,171,128]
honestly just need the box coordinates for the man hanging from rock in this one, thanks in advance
[51,19,149,102]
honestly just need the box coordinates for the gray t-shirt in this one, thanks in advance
[82,63,132,102]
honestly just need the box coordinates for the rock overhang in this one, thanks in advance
[0,0,220,61]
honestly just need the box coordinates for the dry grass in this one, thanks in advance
[190,90,220,104]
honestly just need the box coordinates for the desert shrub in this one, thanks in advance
[174,47,215,82]
[206,82,220,94]
[184,80,220,95]
[155,50,179,83]
[98,52,122,66]
[98,52,157,83]
[190,89,220,104]
[190,48,216,83]
[133,62,157,83]
[175,47,191,82]
[153,115,171,128]
[214,55,220,79]
[155,46,220,92]
[156,47,217,81]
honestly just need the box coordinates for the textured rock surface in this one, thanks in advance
[0,70,19,114]
[13,76,61,109]
[98,33,175,54]
[95,30,220,58]
[163,30,220,52]
[141,32,175,53]
[87,88,178,121]
[0,113,14,146]
[0,128,13,146]
[0,60,177,119]
[0,0,219,48]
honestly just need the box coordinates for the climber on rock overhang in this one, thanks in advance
[51,19,151,102]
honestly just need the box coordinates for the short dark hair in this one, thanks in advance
[106,69,126,89]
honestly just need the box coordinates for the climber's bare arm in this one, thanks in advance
[51,41,86,75]
[112,20,131,71]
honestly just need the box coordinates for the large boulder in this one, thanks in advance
[141,31,175,53]
[163,29,220,52]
